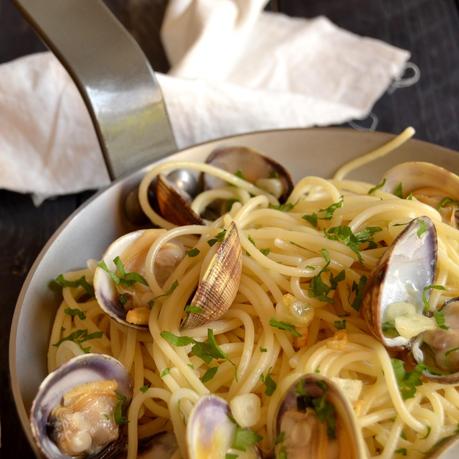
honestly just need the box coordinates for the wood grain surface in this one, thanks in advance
[0,0,458,456]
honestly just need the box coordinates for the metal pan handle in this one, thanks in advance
[13,0,177,180]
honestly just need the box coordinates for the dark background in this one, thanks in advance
[1,0,458,456]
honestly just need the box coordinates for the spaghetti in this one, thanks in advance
[46,129,459,459]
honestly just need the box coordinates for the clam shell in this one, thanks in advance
[426,435,459,459]
[182,222,242,329]
[94,230,148,330]
[382,162,459,199]
[30,354,131,459]
[203,146,294,202]
[361,216,437,349]
[156,173,204,226]
[413,297,459,383]
[187,395,260,459]
[274,374,365,459]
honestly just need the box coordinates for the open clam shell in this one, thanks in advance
[382,162,459,227]
[203,146,294,202]
[427,435,459,459]
[413,297,459,383]
[30,354,131,459]
[182,222,242,329]
[274,374,365,459]
[94,230,148,330]
[187,395,260,459]
[361,216,437,349]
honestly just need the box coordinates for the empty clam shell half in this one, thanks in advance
[182,222,242,329]
[30,354,131,459]
[204,146,294,202]
[362,216,437,349]
[274,374,365,459]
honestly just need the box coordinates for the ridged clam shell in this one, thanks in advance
[156,173,204,226]
[361,216,437,349]
[30,354,131,459]
[182,222,242,329]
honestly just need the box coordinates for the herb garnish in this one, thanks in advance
[350,276,368,311]
[302,198,343,227]
[417,219,428,238]
[395,448,407,456]
[438,197,459,209]
[114,393,128,425]
[260,370,277,396]
[160,368,170,378]
[393,183,404,198]
[434,310,448,330]
[368,178,386,195]
[269,318,301,337]
[148,280,179,308]
[422,284,446,312]
[208,229,227,246]
[64,307,86,320]
[259,346,267,353]
[53,329,103,353]
[184,304,204,314]
[98,257,148,287]
[334,320,346,330]
[49,274,94,297]
[200,366,218,383]
[231,425,262,451]
[391,359,425,400]
[186,247,200,257]
[140,384,150,393]
[270,201,295,212]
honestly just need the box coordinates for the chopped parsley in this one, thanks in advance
[98,257,148,287]
[302,197,343,227]
[208,229,227,247]
[438,197,459,209]
[232,426,262,451]
[234,170,246,180]
[269,318,301,337]
[260,248,271,256]
[160,368,170,378]
[434,310,448,330]
[49,274,94,297]
[148,280,179,308]
[422,284,446,312]
[393,183,404,198]
[225,454,238,459]
[350,276,368,311]
[64,307,86,320]
[184,304,204,314]
[260,370,277,396]
[186,247,200,257]
[114,393,128,425]
[334,320,346,330]
[200,366,218,383]
[270,201,296,212]
[325,225,381,261]
[259,346,267,353]
[119,293,130,306]
[417,219,428,238]
[395,448,407,456]
[53,329,103,353]
[140,384,150,393]
[391,359,425,400]
[160,331,195,347]
[368,178,386,195]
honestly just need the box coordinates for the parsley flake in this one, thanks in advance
[160,368,170,378]
[422,284,446,312]
[200,366,218,383]
[368,178,386,195]
[185,304,204,314]
[140,384,150,393]
[417,219,428,238]
[391,359,425,400]
[434,310,448,330]
[232,426,262,451]
[260,370,277,396]
[98,258,148,287]
[395,448,407,456]
[64,307,86,320]
[208,229,227,246]
[438,197,459,209]
[334,320,346,330]
[53,329,103,353]
[269,318,301,337]
[394,183,404,198]
[49,274,94,297]
[186,247,200,257]
[114,393,128,425]
[351,276,368,311]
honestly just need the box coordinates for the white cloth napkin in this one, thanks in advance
[0,0,410,200]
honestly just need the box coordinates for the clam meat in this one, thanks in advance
[362,216,438,349]
[30,354,131,459]
[274,374,365,459]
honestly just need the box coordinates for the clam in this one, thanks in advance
[182,222,242,329]
[362,216,437,349]
[381,162,459,227]
[138,432,178,459]
[156,173,204,226]
[187,395,260,459]
[427,435,459,459]
[412,297,459,383]
[94,229,185,329]
[30,354,131,459]
[274,374,365,459]
[203,146,294,202]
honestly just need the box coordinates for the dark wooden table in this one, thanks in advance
[1,0,458,456]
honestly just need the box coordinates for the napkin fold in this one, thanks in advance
[0,0,411,200]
